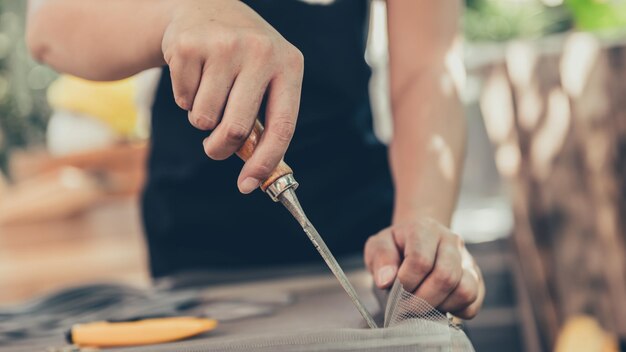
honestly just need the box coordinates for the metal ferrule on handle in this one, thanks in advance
[265,174,299,202]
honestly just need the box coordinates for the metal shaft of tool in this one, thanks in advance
[277,188,378,329]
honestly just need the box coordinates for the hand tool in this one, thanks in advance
[236,120,378,329]
[66,316,218,348]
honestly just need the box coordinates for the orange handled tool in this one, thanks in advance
[235,120,294,196]
[67,317,217,348]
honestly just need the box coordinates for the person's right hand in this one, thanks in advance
[161,0,304,194]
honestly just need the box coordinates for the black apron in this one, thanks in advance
[142,0,394,278]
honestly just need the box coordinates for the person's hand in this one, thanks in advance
[364,218,484,319]
[161,0,304,194]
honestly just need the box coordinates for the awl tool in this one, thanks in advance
[236,120,378,329]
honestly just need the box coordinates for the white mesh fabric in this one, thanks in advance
[384,279,475,352]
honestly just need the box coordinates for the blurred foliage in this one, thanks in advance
[566,0,626,31]
[0,1,56,176]
[465,0,626,42]
[465,0,571,41]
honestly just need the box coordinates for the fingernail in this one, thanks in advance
[377,266,396,287]
[176,97,189,110]
[240,177,260,194]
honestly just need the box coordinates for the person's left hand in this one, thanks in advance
[364,217,484,319]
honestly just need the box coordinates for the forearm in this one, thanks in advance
[389,66,465,226]
[370,2,482,318]
[386,0,465,226]
[26,0,174,80]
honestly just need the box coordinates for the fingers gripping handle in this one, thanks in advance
[236,119,294,192]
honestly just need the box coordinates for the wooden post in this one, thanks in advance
[479,34,626,350]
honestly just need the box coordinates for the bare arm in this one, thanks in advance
[387,0,465,226]
[27,0,170,81]
[27,0,304,194]
[365,0,484,320]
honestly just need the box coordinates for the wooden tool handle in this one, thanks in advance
[236,119,293,191]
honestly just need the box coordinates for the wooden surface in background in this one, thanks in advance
[0,198,150,305]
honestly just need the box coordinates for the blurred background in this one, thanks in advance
[0,1,625,351]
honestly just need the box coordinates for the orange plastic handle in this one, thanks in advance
[70,317,218,348]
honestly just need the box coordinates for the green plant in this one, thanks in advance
[464,0,571,42]
[0,1,55,176]
[465,0,626,42]
[566,0,626,31]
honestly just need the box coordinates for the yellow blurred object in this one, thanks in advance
[47,76,139,137]
[555,316,619,352]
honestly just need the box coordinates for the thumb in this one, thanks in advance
[364,229,401,289]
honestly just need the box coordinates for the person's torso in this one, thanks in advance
[143,0,393,277]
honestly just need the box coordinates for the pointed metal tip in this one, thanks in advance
[277,188,378,329]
